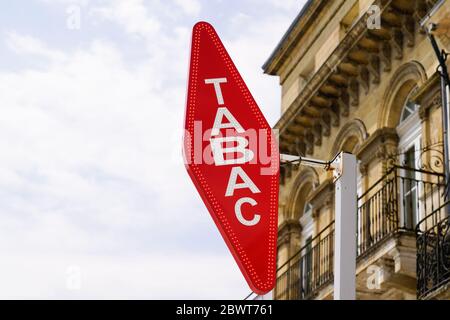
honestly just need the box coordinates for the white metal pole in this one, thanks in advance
[333,152,357,300]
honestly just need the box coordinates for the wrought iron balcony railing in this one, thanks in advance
[416,203,450,299]
[274,165,445,300]
[357,165,445,257]
[274,221,334,300]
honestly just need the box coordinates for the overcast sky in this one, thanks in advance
[0,0,305,299]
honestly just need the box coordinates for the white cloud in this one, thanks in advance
[174,0,201,16]
[5,32,66,62]
[266,0,306,11]
[0,37,192,228]
[38,0,90,5]
[89,0,160,38]
[0,253,246,299]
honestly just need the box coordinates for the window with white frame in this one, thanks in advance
[300,202,314,246]
[397,87,421,230]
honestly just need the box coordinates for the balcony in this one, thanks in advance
[416,204,450,299]
[274,165,446,300]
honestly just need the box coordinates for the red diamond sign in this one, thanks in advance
[183,21,279,295]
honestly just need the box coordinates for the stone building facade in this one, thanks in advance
[263,0,450,299]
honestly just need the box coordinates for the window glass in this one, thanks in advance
[400,89,419,122]
[303,203,313,216]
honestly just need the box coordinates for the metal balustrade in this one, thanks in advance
[416,203,450,299]
[357,166,445,258]
[274,222,334,300]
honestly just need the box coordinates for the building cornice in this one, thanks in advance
[262,0,324,75]
[272,0,439,157]
[275,0,392,133]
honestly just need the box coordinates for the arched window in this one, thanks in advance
[400,88,419,123]
[379,61,427,128]
[288,167,318,222]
